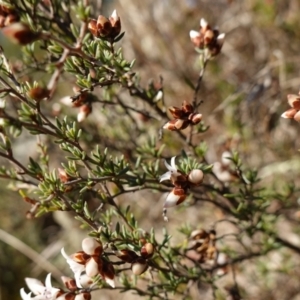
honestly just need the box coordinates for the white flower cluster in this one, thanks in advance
[20,238,115,300]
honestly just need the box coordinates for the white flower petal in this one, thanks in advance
[20,288,32,300]
[110,9,120,22]
[104,276,115,288]
[45,273,52,289]
[61,248,85,280]
[24,274,60,300]
[159,171,172,182]
[25,278,45,295]
[85,257,99,277]
[160,157,183,182]
[154,90,163,102]
[78,274,94,289]
[217,33,225,40]
[164,192,181,208]
[200,18,208,28]
[164,159,173,171]
[82,237,101,255]
[189,30,200,39]
[170,156,177,170]
[163,156,178,173]
[60,96,73,106]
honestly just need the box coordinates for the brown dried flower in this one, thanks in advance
[281,93,300,122]
[163,101,202,131]
[27,86,50,101]
[88,10,121,40]
[0,5,19,28]
[2,23,39,45]
[189,18,225,57]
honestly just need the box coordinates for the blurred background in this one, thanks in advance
[2,0,300,299]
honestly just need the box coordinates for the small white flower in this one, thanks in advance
[20,273,60,300]
[159,157,182,182]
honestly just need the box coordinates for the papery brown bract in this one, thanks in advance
[2,23,39,45]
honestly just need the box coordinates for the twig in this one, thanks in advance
[0,229,63,281]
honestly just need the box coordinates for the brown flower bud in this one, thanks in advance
[164,187,187,208]
[88,10,121,40]
[4,14,19,26]
[2,23,39,45]
[101,260,115,284]
[190,229,208,240]
[287,94,300,109]
[0,5,15,15]
[211,33,225,56]
[141,242,154,259]
[196,242,209,255]
[109,10,121,38]
[182,101,193,114]
[190,19,225,56]
[96,15,112,37]
[117,249,139,263]
[132,257,148,275]
[0,15,5,28]
[294,111,300,122]
[188,113,202,125]
[72,251,90,264]
[206,245,217,260]
[27,86,49,101]
[71,89,89,107]
[281,108,297,119]
[58,168,71,183]
[87,19,98,36]
[77,104,92,122]
[203,29,214,46]
[169,106,184,119]
[61,276,77,292]
[75,293,91,300]
[163,119,190,131]
[58,293,76,300]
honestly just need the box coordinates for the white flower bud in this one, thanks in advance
[132,258,148,275]
[82,237,102,255]
[85,257,99,277]
[187,169,204,185]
